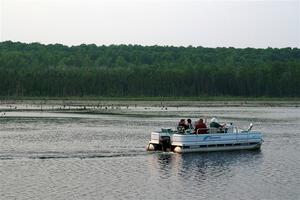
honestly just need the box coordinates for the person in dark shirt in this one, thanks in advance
[195,119,208,134]
[187,118,194,130]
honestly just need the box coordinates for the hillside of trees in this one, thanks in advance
[0,41,300,98]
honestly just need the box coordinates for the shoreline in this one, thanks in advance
[1,96,300,101]
[0,99,300,112]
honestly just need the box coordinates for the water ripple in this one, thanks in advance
[1,107,300,200]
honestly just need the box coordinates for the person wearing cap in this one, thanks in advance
[210,118,225,133]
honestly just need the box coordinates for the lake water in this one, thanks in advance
[0,106,299,200]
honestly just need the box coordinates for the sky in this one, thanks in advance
[0,0,299,48]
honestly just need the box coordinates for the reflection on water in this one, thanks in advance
[143,150,269,200]
[1,107,300,200]
[150,150,263,182]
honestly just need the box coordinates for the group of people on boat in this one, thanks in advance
[177,118,232,134]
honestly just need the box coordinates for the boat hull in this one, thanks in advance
[173,142,261,153]
[147,131,263,153]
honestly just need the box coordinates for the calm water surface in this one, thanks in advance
[0,106,299,200]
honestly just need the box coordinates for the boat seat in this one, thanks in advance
[196,128,208,134]
[209,127,218,134]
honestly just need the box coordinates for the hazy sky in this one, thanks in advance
[0,0,299,48]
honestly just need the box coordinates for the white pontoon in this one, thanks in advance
[146,123,263,153]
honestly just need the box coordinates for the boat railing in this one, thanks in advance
[195,128,209,134]
[172,124,255,136]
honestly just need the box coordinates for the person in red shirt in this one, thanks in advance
[195,119,208,134]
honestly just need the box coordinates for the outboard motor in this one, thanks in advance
[160,136,171,151]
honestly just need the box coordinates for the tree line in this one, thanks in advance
[0,41,299,97]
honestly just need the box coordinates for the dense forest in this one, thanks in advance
[0,41,300,98]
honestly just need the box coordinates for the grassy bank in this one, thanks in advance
[0,96,300,112]
[1,96,300,101]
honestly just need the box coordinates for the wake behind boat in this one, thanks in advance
[146,118,263,153]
